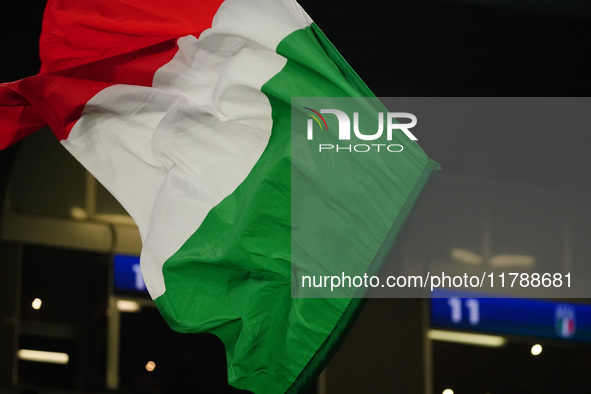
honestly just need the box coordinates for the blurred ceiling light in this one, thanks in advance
[93,213,137,225]
[450,248,482,265]
[145,361,156,372]
[427,329,506,347]
[442,389,454,394]
[70,206,88,220]
[31,298,42,310]
[531,344,543,356]
[17,349,69,364]
[490,254,534,268]
[116,299,141,313]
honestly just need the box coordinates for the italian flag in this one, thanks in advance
[0,0,438,392]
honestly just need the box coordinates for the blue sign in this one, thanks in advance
[431,291,591,342]
[113,254,147,293]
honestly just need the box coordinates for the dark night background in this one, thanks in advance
[2,1,591,94]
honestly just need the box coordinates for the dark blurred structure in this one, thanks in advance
[1,0,591,393]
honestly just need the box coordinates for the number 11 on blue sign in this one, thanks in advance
[448,298,480,325]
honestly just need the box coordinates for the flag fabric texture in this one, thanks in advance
[0,0,439,392]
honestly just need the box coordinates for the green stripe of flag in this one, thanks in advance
[155,24,439,393]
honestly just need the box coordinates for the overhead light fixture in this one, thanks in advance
[116,299,141,313]
[17,349,69,365]
[490,254,535,268]
[70,206,88,220]
[427,329,506,347]
[31,298,42,310]
[450,248,483,265]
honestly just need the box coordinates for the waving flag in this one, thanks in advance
[0,0,439,392]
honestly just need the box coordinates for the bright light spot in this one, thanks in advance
[451,248,483,265]
[442,389,454,394]
[70,206,88,220]
[31,298,42,310]
[427,329,506,347]
[18,349,69,364]
[490,254,535,268]
[116,299,141,313]
[531,344,543,356]
[145,361,156,372]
